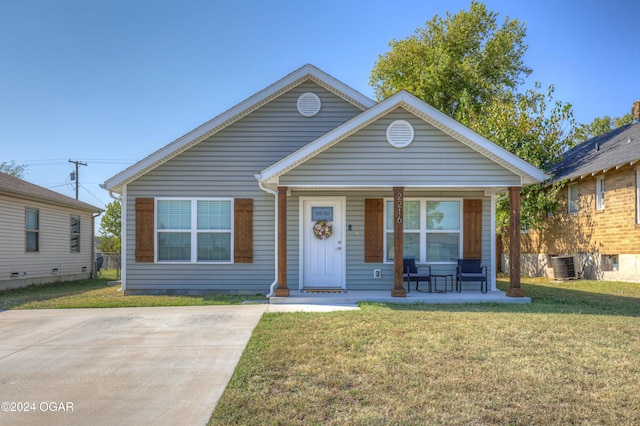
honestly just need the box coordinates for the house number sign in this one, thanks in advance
[395,191,403,224]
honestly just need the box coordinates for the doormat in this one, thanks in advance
[302,289,346,293]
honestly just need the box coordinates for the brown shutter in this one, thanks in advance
[364,198,384,263]
[234,198,253,263]
[463,199,482,259]
[135,198,154,263]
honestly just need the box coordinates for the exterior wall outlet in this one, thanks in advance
[373,269,381,279]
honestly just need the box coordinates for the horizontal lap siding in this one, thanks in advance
[124,81,363,293]
[281,109,521,187]
[289,190,492,291]
[0,195,94,286]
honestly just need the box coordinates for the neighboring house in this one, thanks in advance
[0,172,103,290]
[510,102,640,282]
[103,65,545,297]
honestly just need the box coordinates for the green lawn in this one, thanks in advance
[2,274,639,424]
[0,270,265,310]
[210,277,640,425]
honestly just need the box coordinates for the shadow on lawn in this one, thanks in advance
[0,277,266,311]
[0,278,116,311]
[380,281,640,317]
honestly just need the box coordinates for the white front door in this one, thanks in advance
[301,198,345,289]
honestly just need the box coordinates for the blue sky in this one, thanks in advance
[1,0,638,216]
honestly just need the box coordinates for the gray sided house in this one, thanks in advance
[0,172,102,290]
[104,65,545,297]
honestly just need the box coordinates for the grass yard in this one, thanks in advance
[2,273,639,424]
[211,278,640,425]
[0,270,265,309]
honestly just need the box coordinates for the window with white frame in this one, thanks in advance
[384,199,461,263]
[568,184,578,214]
[637,168,640,224]
[26,208,39,252]
[596,176,605,210]
[156,199,232,263]
[70,215,81,252]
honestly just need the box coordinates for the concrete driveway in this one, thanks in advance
[0,305,267,426]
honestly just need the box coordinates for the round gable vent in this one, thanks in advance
[297,92,321,117]
[386,120,414,148]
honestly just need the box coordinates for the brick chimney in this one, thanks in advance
[633,100,640,123]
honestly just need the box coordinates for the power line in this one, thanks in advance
[80,184,108,208]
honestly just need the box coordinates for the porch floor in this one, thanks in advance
[269,289,531,306]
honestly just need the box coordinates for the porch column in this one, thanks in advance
[275,186,289,297]
[507,186,525,297]
[392,187,407,297]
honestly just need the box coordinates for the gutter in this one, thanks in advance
[256,175,278,298]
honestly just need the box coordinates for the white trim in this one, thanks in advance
[154,197,234,264]
[568,183,579,214]
[636,167,640,224]
[120,185,127,291]
[298,196,347,291]
[104,64,375,193]
[596,175,605,210]
[382,197,463,265]
[259,91,547,186]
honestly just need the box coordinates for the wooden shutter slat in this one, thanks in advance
[135,198,154,263]
[234,198,253,263]
[463,199,482,259]
[364,199,384,263]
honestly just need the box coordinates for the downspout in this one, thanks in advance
[101,184,125,290]
[119,186,127,291]
[108,190,122,202]
[256,175,278,298]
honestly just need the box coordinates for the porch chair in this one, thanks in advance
[456,259,488,293]
[403,258,432,293]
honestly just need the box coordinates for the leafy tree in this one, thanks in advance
[99,201,121,253]
[462,84,576,230]
[0,161,28,178]
[370,1,576,231]
[574,113,633,143]
[370,0,531,118]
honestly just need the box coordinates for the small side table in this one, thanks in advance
[432,274,454,293]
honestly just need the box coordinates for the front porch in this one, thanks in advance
[269,289,531,306]
[271,186,526,299]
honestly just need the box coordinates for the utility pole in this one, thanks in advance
[68,159,87,200]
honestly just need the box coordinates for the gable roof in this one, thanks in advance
[258,90,547,186]
[0,172,102,212]
[103,64,375,193]
[552,121,640,180]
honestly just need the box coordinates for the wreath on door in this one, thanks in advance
[313,219,333,240]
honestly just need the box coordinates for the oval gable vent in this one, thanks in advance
[386,120,414,148]
[297,92,321,117]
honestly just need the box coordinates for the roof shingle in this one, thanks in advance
[0,172,102,212]
[552,121,640,180]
